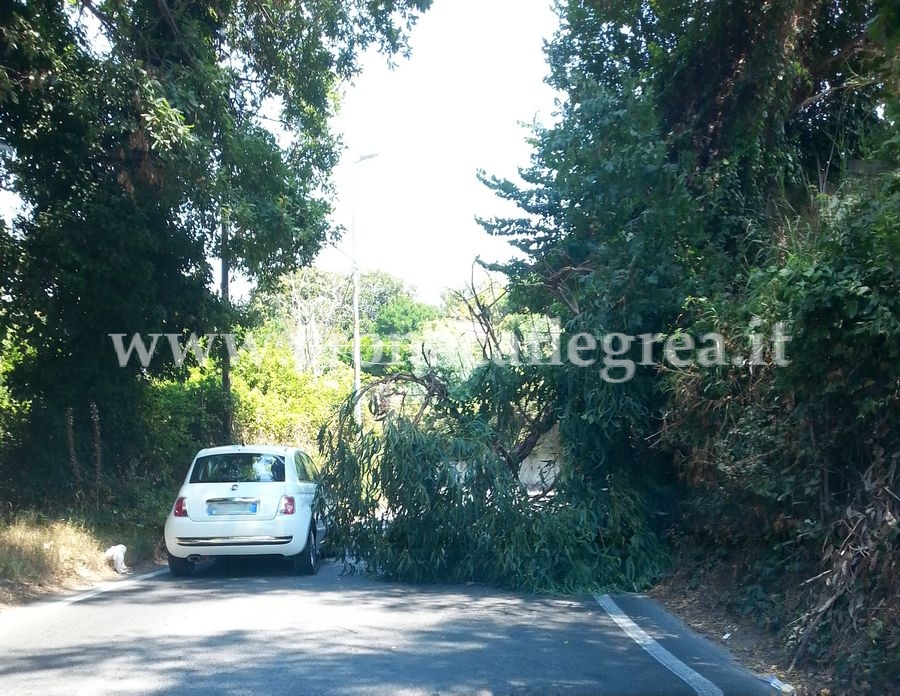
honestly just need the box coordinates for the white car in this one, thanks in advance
[164,445,325,576]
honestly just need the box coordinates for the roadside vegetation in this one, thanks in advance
[0,512,112,604]
[321,1,900,689]
[0,267,437,598]
[1,0,897,693]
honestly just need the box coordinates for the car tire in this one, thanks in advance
[167,551,194,577]
[292,528,318,575]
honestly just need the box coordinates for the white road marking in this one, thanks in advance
[55,568,169,607]
[0,568,169,627]
[595,594,723,696]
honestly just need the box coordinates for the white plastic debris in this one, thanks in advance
[761,675,795,693]
[104,544,130,574]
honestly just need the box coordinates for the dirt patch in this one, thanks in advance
[649,562,839,696]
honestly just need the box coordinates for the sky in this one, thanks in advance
[318,0,561,304]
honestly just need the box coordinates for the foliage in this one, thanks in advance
[257,268,353,374]
[410,318,481,385]
[663,173,900,675]
[231,327,353,453]
[255,267,440,377]
[477,66,697,557]
[0,0,432,504]
[363,295,439,375]
[138,323,353,483]
[471,0,898,683]
[319,394,666,592]
[315,257,670,591]
[373,294,440,336]
[358,270,408,334]
[140,368,229,484]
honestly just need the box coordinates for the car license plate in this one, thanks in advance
[207,501,258,515]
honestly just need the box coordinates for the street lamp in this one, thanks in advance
[350,153,378,425]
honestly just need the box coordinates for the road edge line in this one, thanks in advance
[56,568,169,607]
[594,593,723,696]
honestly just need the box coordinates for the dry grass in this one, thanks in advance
[0,512,114,605]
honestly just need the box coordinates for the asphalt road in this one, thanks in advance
[0,559,777,696]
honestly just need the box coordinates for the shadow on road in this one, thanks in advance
[0,560,772,696]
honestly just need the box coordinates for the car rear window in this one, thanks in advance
[189,453,286,483]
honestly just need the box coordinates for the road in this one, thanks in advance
[0,559,776,695]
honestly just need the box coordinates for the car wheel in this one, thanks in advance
[292,528,318,575]
[167,551,194,577]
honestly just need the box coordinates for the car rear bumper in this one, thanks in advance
[164,517,311,558]
[174,535,294,547]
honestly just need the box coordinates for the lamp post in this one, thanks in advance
[351,256,362,426]
[350,153,378,426]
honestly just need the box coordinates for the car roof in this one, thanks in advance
[193,444,295,458]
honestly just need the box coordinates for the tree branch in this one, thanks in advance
[795,77,876,114]
[79,0,117,35]
[154,0,182,40]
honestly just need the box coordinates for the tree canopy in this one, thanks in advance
[0,0,431,476]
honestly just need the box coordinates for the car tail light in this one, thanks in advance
[278,496,296,515]
[173,497,188,517]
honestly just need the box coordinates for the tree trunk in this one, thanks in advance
[221,216,233,443]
